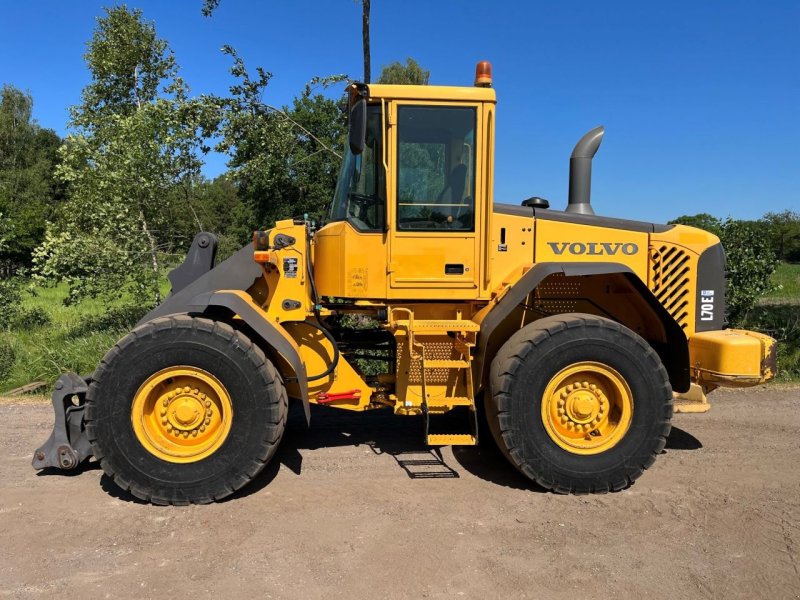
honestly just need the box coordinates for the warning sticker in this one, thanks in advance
[283,257,298,278]
[348,267,368,295]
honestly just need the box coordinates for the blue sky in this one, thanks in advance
[1,0,798,223]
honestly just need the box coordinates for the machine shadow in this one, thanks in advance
[100,405,699,503]
[232,402,462,500]
[37,458,102,477]
[664,426,703,451]
[236,401,542,499]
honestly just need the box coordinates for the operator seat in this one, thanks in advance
[437,163,467,203]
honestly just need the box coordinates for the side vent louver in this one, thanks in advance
[650,244,691,329]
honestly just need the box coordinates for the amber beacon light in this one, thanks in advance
[474,60,492,87]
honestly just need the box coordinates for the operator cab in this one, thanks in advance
[316,78,497,301]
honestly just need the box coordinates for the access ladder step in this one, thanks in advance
[423,359,470,369]
[426,434,477,446]
[395,319,480,333]
[427,396,474,408]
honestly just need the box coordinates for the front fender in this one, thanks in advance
[186,290,310,422]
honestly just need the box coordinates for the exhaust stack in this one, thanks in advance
[566,126,605,215]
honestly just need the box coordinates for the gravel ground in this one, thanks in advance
[1,386,799,599]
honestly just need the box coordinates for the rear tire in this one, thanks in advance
[487,314,672,493]
[85,315,287,505]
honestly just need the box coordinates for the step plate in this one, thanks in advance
[426,397,473,408]
[423,359,470,369]
[396,319,480,333]
[426,434,477,446]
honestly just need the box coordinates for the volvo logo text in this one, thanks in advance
[547,242,639,256]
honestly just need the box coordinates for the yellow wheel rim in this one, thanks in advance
[541,361,633,455]
[131,366,233,463]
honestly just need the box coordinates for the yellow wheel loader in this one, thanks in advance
[33,62,776,504]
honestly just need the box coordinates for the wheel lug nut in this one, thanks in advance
[557,408,565,416]
[199,425,206,432]
[166,424,172,432]
[162,398,169,406]
[205,418,211,426]
[205,400,211,408]
[161,418,168,425]
[192,430,198,437]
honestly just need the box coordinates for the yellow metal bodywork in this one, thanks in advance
[689,329,777,387]
[313,221,388,299]
[131,366,234,463]
[234,83,776,429]
[534,221,650,280]
[361,83,496,104]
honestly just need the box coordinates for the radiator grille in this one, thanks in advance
[650,244,691,329]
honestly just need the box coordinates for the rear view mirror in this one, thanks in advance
[349,97,366,155]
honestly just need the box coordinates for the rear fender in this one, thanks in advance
[475,262,690,394]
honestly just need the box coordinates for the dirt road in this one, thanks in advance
[1,387,799,599]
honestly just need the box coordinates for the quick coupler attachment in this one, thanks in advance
[32,372,93,471]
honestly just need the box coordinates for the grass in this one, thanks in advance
[741,304,800,383]
[2,263,799,393]
[763,262,800,302]
[0,280,163,393]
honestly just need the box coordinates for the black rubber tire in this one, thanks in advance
[85,315,287,505]
[487,313,672,493]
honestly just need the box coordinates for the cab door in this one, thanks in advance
[387,101,484,299]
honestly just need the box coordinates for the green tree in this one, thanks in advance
[763,210,800,262]
[34,7,204,305]
[201,0,373,83]
[669,213,721,235]
[207,48,346,238]
[0,85,64,265]
[377,58,430,85]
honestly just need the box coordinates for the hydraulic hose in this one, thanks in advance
[285,226,340,382]
[286,318,340,382]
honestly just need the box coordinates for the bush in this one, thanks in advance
[742,305,800,382]
[719,219,778,326]
[671,215,779,326]
[0,278,22,325]
[69,304,149,337]
[0,337,16,381]
[12,307,52,329]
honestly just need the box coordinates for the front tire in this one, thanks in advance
[487,314,672,493]
[85,315,287,505]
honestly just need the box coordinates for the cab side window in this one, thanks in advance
[396,106,476,231]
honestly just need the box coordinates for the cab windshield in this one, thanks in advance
[329,105,385,232]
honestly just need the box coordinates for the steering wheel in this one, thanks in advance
[348,193,383,208]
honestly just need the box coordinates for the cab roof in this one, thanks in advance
[360,83,497,104]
